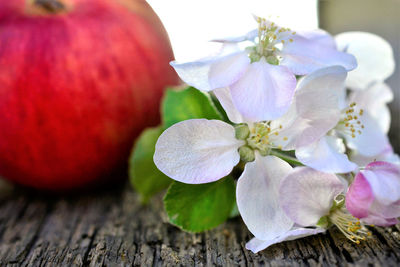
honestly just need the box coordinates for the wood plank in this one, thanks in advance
[0,180,399,266]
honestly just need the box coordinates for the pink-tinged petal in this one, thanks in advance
[170,51,250,91]
[245,228,326,253]
[209,52,251,89]
[347,161,400,221]
[362,214,398,227]
[295,66,347,115]
[344,113,389,157]
[297,29,337,49]
[268,106,300,150]
[280,167,345,226]
[245,238,271,254]
[363,161,400,204]
[337,175,349,189]
[230,60,296,121]
[272,66,345,150]
[296,136,357,173]
[346,172,374,219]
[384,152,400,166]
[154,119,244,184]
[213,87,245,124]
[368,199,400,220]
[349,82,393,133]
[280,35,357,75]
[237,155,294,240]
[335,32,395,90]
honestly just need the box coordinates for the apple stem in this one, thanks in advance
[35,0,65,13]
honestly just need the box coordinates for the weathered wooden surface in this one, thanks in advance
[0,179,399,267]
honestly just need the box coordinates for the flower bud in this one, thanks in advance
[239,146,255,162]
[235,124,250,140]
[266,55,279,65]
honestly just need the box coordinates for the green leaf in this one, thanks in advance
[210,92,229,122]
[162,87,223,128]
[229,202,240,218]
[164,176,235,232]
[129,126,171,203]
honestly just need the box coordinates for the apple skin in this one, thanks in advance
[0,0,178,190]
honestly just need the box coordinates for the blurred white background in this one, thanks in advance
[148,0,318,61]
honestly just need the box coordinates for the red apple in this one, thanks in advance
[0,0,178,190]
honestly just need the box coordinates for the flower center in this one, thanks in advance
[336,102,365,139]
[235,122,288,162]
[247,122,281,155]
[329,207,372,244]
[248,17,296,64]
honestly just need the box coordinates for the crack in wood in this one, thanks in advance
[82,228,98,266]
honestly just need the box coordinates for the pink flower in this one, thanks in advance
[346,161,400,226]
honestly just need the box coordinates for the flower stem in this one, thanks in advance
[35,0,65,13]
[269,150,303,166]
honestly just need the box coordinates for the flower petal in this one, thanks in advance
[346,172,374,219]
[280,35,357,75]
[335,32,395,90]
[347,161,400,222]
[350,145,400,167]
[361,214,398,227]
[363,161,400,204]
[296,136,357,173]
[368,200,400,222]
[211,29,258,43]
[236,155,294,240]
[280,167,345,226]
[370,105,391,135]
[272,66,345,150]
[213,87,245,124]
[297,29,337,49]
[154,119,244,184]
[344,112,389,157]
[230,60,296,121]
[348,82,393,133]
[245,227,326,253]
[170,51,250,91]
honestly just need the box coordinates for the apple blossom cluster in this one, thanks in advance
[148,17,400,253]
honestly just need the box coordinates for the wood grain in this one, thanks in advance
[0,179,399,267]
